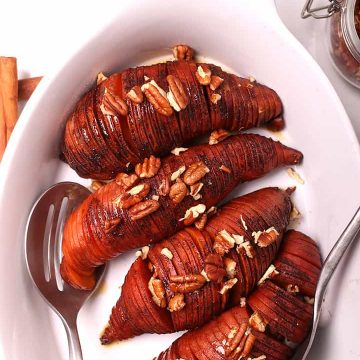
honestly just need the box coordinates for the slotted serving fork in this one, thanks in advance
[25,182,105,360]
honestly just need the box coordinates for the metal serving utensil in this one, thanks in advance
[25,182,105,360]
[295,206,360,360]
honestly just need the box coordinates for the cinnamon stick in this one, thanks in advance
[0,57,18,159]
[18,76,42,100]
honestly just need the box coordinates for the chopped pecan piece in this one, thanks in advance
[220,278,238,295]
[249,312,267,332]
[171,147,188,156]
[219,164,231,173]
[115,172,139,190]
[128,199,160,221]
[287,284,300,294]
[213,229,237,256]
[252,227,279,247]
[158,177,171,196]
[189,182,203,197]
[100,88,128,116]
[287,167,305,184]
[237,241,255,258]
[209,129,230,145]
[90,180,106,192]
[172,44,194,61]
[169,178,188,204]
[183,161,210,185]
[160,247,173,260]
[180,204,206,225]
[224,257,237,279]
[135,155,161,179]
[194,213,207,230]
[210,93,222,104]
[169,274,207,293]
[206,206,217,217]
[168,293,186,312]
[142,82,173,116]
[166,75,189,111]
[96,72,108,85]
[257,264,279,285]
[209,75,224,91]
[126,85,143,104]
[195,64,211,85]
[148,277,166,308]
[135,246,150,260]
[171,165,186,181]
[204,253,226,283]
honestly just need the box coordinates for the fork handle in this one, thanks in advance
[317,206,360,300]
[62,316,83,360]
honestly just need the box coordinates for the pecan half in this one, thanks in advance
[104,218,121,234]
[204,253,226,283]
[195,64,211,85]
[166,75,189,111]
[172,44,194,61]
[126,85,143,104]
[209,129,230,145]
[114,183,150,209]
[168,293,186,312]
[252,227,279,247]
[129,199,160,221]
[115,172,139,190]
[142,82,173,116]
[101,88,128,116]
[135,155,161,178]
[169,274,207,293]
[158,177,171,196]
[148,277,166,308]
[169,178,188,203]
[209,75,224,91]
[183,161,210,185]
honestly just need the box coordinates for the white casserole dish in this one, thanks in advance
[0,0,359,359]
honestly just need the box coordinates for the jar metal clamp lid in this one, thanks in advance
[302,0,342,19]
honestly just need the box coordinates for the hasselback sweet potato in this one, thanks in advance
[60,134,302,290]
[156,230,322,360]
[62,60,284,179]
[100,187,292,344]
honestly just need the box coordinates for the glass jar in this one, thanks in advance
[302,0,360,89]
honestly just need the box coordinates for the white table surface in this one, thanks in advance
[0,1,359,140]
